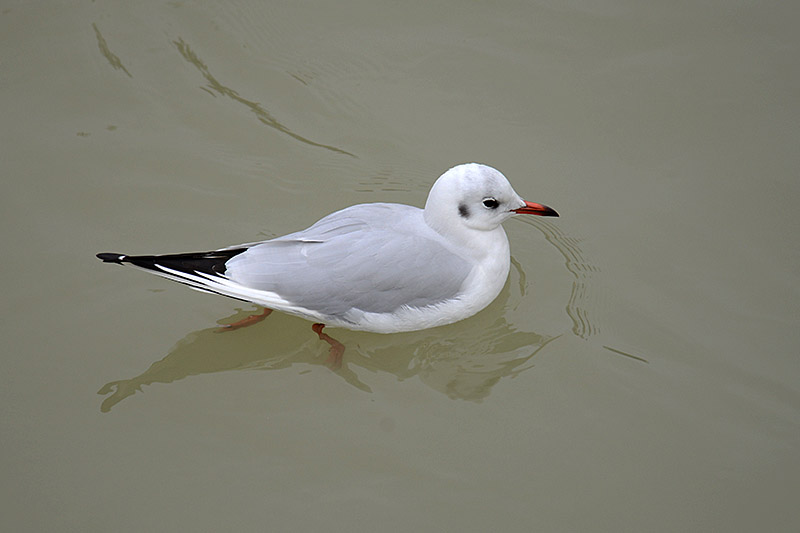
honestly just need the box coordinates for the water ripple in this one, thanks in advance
[92,23,132,78]
[172,37,356,158]
[519,217,601,339]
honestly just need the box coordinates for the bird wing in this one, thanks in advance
[224,203,473,317]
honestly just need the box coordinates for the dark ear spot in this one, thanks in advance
[458,203,470,218]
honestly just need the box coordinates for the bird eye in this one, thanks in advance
[482,198,499,209]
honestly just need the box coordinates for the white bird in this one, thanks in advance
[97,163,558,367]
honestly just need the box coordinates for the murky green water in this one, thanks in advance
[2,1,799,531]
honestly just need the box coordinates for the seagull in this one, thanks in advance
[97,163,558,367]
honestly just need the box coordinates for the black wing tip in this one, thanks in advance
[97,252,126,264]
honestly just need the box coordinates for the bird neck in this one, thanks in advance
[425,215,509,261]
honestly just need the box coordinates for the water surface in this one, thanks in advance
[2,1,799,531]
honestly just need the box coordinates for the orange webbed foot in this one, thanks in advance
[217,308,272,332]
[312,323,345,370]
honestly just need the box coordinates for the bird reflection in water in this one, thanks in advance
[97,265,557,412]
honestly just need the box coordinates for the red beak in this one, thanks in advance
[513,200,559,217]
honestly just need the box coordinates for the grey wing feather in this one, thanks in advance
[224,204,471,317]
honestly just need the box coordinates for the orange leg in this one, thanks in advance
[218,307,272,331]
[311,323,345,370]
